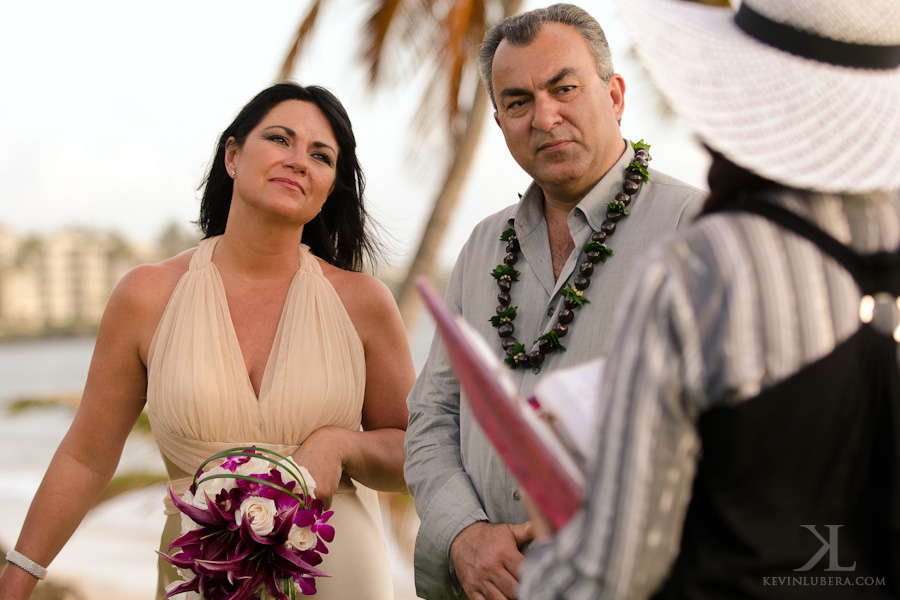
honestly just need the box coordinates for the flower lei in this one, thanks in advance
[490,140,652,369]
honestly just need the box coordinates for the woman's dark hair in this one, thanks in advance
[702,148,791,215]
[198,82,379,271]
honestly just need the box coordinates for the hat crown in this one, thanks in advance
[618,0,900,193]
[744,0,900,46]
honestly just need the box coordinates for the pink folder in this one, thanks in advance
[417,277,584,530]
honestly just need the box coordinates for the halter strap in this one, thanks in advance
[189,236,218,270]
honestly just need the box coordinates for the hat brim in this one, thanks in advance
[618,0,900,193]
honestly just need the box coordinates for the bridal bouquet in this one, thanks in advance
[159,447,334,599]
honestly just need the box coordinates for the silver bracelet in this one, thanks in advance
[5,550,47,580]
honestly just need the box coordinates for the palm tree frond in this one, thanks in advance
[411,64,456,149]
[7,394,154,437]
[133,411,152,434]
[7,395,81,413]
[94,473,167,507]
[441,0,483,126]
[279,0,325,80]
[361,0,406,85]
[395,0,444,51]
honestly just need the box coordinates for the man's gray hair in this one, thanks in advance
[477,3,615,108]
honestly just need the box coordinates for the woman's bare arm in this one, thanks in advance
[293,268,415,506]
[0,259,185,599]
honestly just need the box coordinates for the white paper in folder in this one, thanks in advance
[527,358,605,471]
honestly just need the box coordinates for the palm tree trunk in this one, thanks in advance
[396,80,491,330]
[396,0,523,331]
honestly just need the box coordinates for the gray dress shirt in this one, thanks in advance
[404,142,704,600]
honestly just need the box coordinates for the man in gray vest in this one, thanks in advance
[404,4,703,599]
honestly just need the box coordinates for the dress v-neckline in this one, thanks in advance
[213,262,299,403]
[205,238,303,404]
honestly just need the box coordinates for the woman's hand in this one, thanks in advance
[291,426,350,510]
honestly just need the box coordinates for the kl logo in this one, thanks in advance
[795,525,857,572]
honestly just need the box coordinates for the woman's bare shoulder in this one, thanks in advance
[317,261,402,334]
[319,261,395,310]
[95,248,197,362]
[111,248,195,317]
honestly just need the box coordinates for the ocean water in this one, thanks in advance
[0,333,431,599]
[0,336,164,598]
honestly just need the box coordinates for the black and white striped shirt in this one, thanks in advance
[519,190,900,599]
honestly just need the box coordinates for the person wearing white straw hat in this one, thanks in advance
[516,0,900,599]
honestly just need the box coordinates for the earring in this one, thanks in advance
[230,170,236,178]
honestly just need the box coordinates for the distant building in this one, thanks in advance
[0,227,147,338]
[0,222,422,339]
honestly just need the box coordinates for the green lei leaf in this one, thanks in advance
[582,241,615,264]
[491,264,520,282]
[606,200,631,216]
[492,142,652,367]
[625,161,650,182]
[489,306,517,327]
[560,283,591,307]
[504,342,526,368]
[538,331,567,352]
[499,227,517,242]
[631,139,651,154]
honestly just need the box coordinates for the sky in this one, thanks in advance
[0,0,709,271]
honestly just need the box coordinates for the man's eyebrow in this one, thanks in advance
[498,86,531,100]
[546,68,576,87]
[262,126,336,154]
[497,67,578,101]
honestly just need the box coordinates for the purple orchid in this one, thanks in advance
[160,449,333,599]
[221,452,255,472]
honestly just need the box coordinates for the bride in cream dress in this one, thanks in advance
[0,83,415,600]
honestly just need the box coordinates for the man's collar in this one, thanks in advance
[509,183,546,238]
[510,139,635,233]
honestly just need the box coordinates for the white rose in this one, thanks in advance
[193,465,237,508]
[177,490,204,532]
[281,458,317,498]
[285,524,317,551]
[233,456,273,477]
[236,496,277,536]
[180,512,203,533]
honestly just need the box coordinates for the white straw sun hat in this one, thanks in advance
[616,0,900,193]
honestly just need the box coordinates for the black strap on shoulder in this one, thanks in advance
[718,194,900,297]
